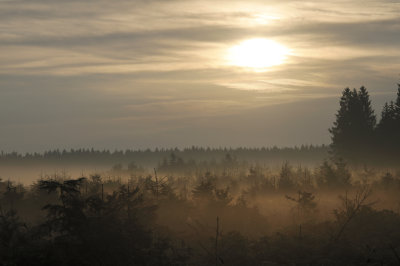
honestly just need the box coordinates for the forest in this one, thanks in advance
[1,85,400,265]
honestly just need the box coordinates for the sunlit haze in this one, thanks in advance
[228,38,289,70]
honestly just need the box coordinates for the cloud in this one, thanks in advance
[1,0,400,151]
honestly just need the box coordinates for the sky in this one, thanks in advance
[1,0,400,152]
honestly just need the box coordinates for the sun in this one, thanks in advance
[227,38,289,70]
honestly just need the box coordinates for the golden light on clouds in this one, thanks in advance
[252,14,280,25]
[227,38,289,71]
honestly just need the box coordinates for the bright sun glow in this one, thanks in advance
[228,38,289,70]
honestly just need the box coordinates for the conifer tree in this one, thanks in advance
[358,86,376,131]
[376,84,400,161]
[330,86,376,161]
[395,83,400,122]
[329,88,352,158]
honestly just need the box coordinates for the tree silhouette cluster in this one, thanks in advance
[0,178,180,266]
[1,171,400,265]
[330,84,400,164]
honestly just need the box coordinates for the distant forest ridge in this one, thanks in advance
[0,145,329,167]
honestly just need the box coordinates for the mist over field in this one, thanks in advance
[2,0,400,265]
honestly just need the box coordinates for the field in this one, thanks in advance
[1,148,400,265]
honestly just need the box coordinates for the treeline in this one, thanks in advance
[330,84,400,165]
[0,145,328,168]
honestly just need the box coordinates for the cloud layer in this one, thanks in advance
[1,0,399,151]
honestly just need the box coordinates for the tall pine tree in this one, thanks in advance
[396,83,400,120]
[330,88,352,158]
[376,84,400,162]
[330,86,376,162]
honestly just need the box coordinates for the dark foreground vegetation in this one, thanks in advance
[1,157,400,265]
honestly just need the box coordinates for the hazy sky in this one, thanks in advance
[1,0,399,152]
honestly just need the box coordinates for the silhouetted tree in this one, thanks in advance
[395,83,400,118]
[278,162,295,190]
[0,209,29,264]
[36,178,173,266]
[286,190,318,222]
[317,159,351,188]
[330,87,376,162]
[192,172,216,201]
[376,84,400,162]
